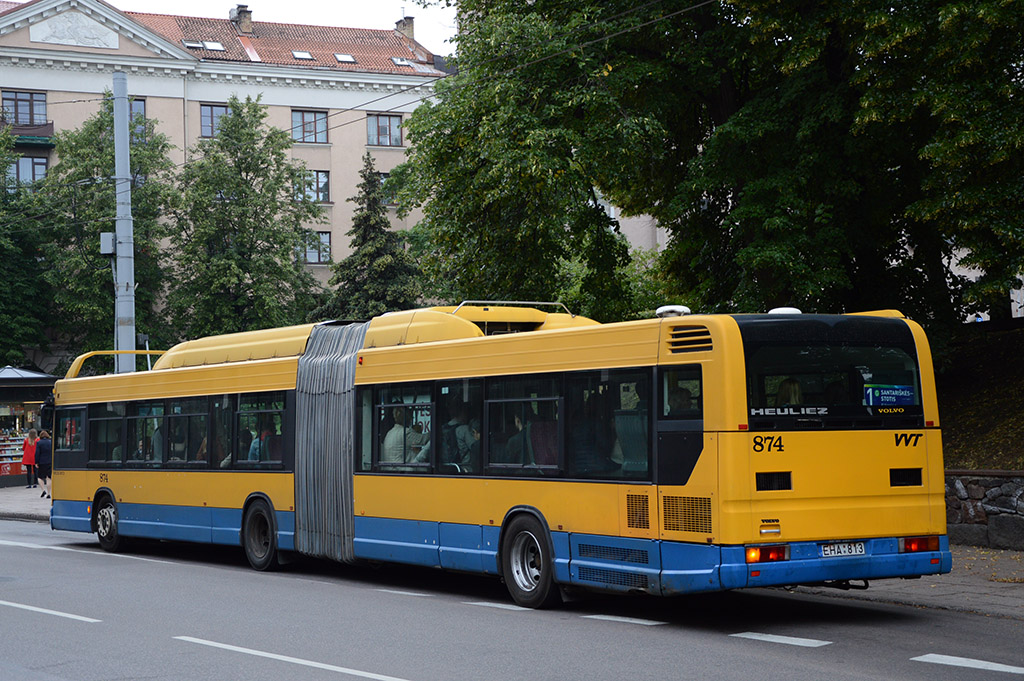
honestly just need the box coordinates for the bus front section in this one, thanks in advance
[718,312,951,591]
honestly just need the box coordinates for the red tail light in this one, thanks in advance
[899,536,940,553]
[746,545,790,563]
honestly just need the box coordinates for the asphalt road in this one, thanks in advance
[2,519,1022,681]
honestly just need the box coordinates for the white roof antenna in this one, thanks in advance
[656,305,691,318]
[768,306,803,315]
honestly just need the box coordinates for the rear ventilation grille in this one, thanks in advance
[667,325,713,353]
[578,544,649,564]
[890,468,923,487]
[663,496,712,533]
[756,472,792,491]
[626,494,650,529]
[578,566,650,589]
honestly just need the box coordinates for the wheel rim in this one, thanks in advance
[97,504,116,539]
[247,512,270,560]
[509,530,543,593]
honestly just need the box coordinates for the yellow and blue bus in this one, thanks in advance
[51,304,951,607]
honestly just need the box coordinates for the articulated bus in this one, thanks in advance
[50,304,951,607]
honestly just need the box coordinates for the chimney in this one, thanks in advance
[230,4,253,34]
[395,16,414,41]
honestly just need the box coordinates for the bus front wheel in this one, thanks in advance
[501,515,561,609]
[95,497,123,553]
[242,499,278,571]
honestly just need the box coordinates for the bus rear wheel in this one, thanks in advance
[501,515,561,609]
[95,497,123,553]
[243,499,278,571]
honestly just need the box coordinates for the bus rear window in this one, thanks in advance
[736,314,925,430]
[744,343,922,429]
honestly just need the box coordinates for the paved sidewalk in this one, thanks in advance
[0,482,52,522]
[1,484,1021,619]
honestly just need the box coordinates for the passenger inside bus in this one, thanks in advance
[381,406,428,465]
[775,378,803,406]
[667,388,693,416]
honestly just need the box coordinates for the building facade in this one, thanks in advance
[0,0,443,286]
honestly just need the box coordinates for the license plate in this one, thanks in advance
[820,542,866,558]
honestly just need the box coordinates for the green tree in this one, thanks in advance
[399,0,1022,334]
[853,0,1024,319]
[0,128,50,366]
[392,2,637,319]
[167,95,324,339]
[36,94,175,364]
[317,152,419,320]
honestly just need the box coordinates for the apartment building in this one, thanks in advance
[0,0,444,282]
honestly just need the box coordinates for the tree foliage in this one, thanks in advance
[399,0,1023,332]
[0,129,50,366]
[37,94,175,364]
[392,2,639,319]
[167,95,324,339]
[316,152,419,320]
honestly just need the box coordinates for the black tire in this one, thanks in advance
[95,496,123,553]
[242,498,278,571]
[501,514,561,608]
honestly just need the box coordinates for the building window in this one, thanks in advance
[7,156,47,188]
[305,231,331,264]
[2,90,46,125]
[367,114,402,147]
[292,110,327,143]
[200,103,228,138]
[305,170,330,203]
[377,172,396,205]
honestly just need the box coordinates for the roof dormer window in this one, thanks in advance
[182,40,203,49]
[391,57,412,67]
[203,41,226,51]
[335,53,356,63]
[292,50,314,60]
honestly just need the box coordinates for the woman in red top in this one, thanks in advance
[22,428,37,488]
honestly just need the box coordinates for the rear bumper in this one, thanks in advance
[719,535,952,590]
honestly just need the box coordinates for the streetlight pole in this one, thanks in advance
[112,71,135,373]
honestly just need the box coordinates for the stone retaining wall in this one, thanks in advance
[946,471,1024,550]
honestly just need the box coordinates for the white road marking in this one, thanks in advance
[730,632,832,648]
[464,601,531,611]
[582,614,667,626]
[0,599,101,623]
[0,538,175,564]
[175,637,414,680]
[912,654,1024,675]
[375,589,432,597]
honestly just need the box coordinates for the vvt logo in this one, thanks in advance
[894,433,923,447]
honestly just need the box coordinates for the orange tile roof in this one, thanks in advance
[126,11,444,77]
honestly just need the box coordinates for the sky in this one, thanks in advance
[106,0,459,55]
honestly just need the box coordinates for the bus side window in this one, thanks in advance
[375,383,433,473]
[566,369,650,480]
[212,395,232,469]
[88,402,125,465]
[356,388,373,472]
[661,367,703,420]
[437,380,483,475]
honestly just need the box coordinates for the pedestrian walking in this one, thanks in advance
[34,430,52,499]
[22,428,37,488]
